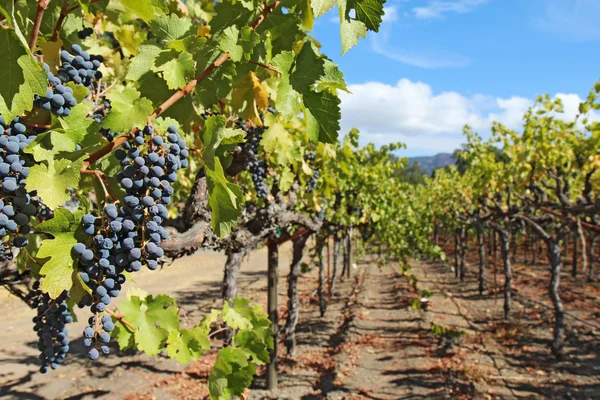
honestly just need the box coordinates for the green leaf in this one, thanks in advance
[58,102,96,144]
[152,50,195,90]
[210,1,255,34]
[35,209,81,298]
[338,0,367,54]
[349,0,386,32]
[315,58,349,93]
[222,301,253,331]
[115,0,157,22]
[235,330,270,365]
[271,51,301,120]
[208,347,255,400]
[126,43,161,81]
[113,323,135,350]
[262,115,293,165]
[311,0,336,17]
[27,158,84,209]
[149,13,193,41]
[303,90,341,143]
[201,116,246,171]
[103,87,154,132]
[117,294,180,356]
[255,11,301,54]
[218,26,244,63]
[166,327,211,364]
[291,42,325,95]
[206,158,244,237]
[0,29,47,121]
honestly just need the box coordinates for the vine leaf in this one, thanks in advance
[149,13,193,41]
[126,43,161,81]
[206,158,245,238]
[152,50,195,90]
[218,26,244,62]
[103,88,154,132]
[167,327,211,364]
[35,209,81,298]
[208,347,256,400]
[303,90,341,143]
[349,0,386,32]
[27,158,84,209]
[337,0,368,54]
[117,294,180,356]
[291,42,325,95]
[311,0,337,17]
[0,30,48,121]
[270,51,301,120]
[115,0,158,22]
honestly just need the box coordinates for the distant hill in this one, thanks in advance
[408,153,456,174]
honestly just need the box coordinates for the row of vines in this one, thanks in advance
[0,0,445,398]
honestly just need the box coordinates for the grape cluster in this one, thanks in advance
[239,123,269,199]
[92,97,116,141]
[28,284,73,373]
[72,125,189,360]
[57,44,103,89]
[77,27,94,39]
[306,169,319,193]
[34,65,77,117]
[0,116,40,260]
[304,150,315,162]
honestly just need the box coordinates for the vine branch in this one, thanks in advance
[82,0,282,170]
[29,0,51,52]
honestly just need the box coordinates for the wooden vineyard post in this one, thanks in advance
[267,240,279,391]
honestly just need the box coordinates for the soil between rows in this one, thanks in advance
[1,243,599,399]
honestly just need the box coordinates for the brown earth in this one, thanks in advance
[1,240,600,400]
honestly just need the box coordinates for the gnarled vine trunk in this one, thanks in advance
[329,233,341,296]
[454,229,460,278]
[222,250,247,306]
[459,227,467,282]
[267,241,279,390]
[347,227,353,279]
[499,229,512,320]
[318,238,327,317]
[477,226,485,295]
[572,231,578,278]
[547,239,565,359]
[589,234,598,282]
[284,234,309,355]
[340,233,348,282]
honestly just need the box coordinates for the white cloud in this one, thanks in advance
[413,0,488,19]
[533,0,600,42]
[338,79,597,155]
[382,6,399,23]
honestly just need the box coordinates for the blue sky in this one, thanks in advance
[309,0,600,156]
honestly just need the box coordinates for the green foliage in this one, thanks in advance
[114,292,271,400]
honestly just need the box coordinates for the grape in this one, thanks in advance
[72,124,189,360]
[0,116,42,259]
[30,289,71,373]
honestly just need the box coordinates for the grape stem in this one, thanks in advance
[51,0,70,41]
[208,327,232,339]
[249,60,279,73]
[80,169,117,201]
[28,0,51,52]
[106,308,137,331]
[179,308,193,328]
[81,0,282,170]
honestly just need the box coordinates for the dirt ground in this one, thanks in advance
[1,239,600,400]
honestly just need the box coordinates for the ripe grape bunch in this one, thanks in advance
[57,44,104,89]
[0,116,42,260]
[72,125,189,360]
[27,282,73,373]
[304,150,318,193]
[33,64,77,117]
[239,123,269,199]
